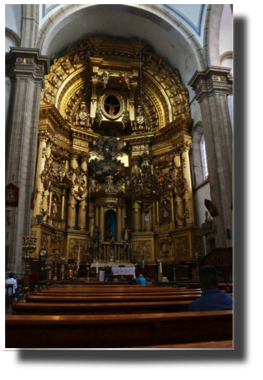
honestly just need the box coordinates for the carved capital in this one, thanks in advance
[69,150,79,161]
[188,66,233,102]
[38,130,50,142]
[5,47,50,86]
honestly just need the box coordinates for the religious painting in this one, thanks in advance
[99,91,124,120]
[104,95,120,117]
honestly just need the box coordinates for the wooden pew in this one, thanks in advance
[44,284,197,290]
[38,289,203,296]
[5,310,232,348]
[134,340,233,349]
[25,293,202,303]
[12,299,191,315]
[187,282,233,293]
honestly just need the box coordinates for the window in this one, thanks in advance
[200,134,209,180]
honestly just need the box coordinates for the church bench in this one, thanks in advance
[26,293,202,303]
[187,282,233,293]
[12,299,191,315]
[133,340,233,349]
[44,284,198,290]
[39,289,203,296]
[5,310,232,348]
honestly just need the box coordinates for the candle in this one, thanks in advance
[96,262,98,274]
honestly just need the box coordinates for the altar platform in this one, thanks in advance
[90,263,136,280]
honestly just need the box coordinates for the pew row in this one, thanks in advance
[25,294,202,303]
[5,310,233,348]
[134,340,233,349]
[12,299,191,315]
[37,289,204,296]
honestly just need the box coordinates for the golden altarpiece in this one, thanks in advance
[31,36,204,277]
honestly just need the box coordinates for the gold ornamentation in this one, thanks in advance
[175,237,189,256]
[133,240,151,260]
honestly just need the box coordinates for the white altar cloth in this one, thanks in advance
[111,267,136,279]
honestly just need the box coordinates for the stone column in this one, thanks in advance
[5,47,49,273]
[188,66,233,247]
[182,141,195,225]
[21,5,39,48]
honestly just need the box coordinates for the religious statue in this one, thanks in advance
[104,212,115,242]
[109,235,115,261]
[122,224,131,261]
[104,144,112,161]
[74,102,90,128]
[104,100,119,116]
[92,225,101,257]
[93,107,103,127]
[52,197,58,218]
[121,109,130,129]
[99,68,111,89]
[89,174,98,193]
[119,71,130,89]
[161,200,171,223]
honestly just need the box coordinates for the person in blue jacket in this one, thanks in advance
[137,274,147,285]
[188,265,232,312]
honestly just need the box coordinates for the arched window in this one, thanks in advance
[191,121,209,187]
[200,134,209,180]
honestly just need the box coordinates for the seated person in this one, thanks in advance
[137,274,147,285]
[188,265,232,312]
[5,272,21,298]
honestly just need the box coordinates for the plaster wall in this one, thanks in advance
[190,100,202,125]
[5,4,22,37]
[219,5,233,56]
[5,36,13,52]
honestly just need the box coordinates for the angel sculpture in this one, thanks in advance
[119,71,130,89]
[100,68,111,89]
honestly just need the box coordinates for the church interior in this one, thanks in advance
[5,4,233,349]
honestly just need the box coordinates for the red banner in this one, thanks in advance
[31,189,38,210]
[204,199,219,217]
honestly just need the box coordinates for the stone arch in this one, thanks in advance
[36,4,205,72]
[203,4,224,66]
[5,27,21,47]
